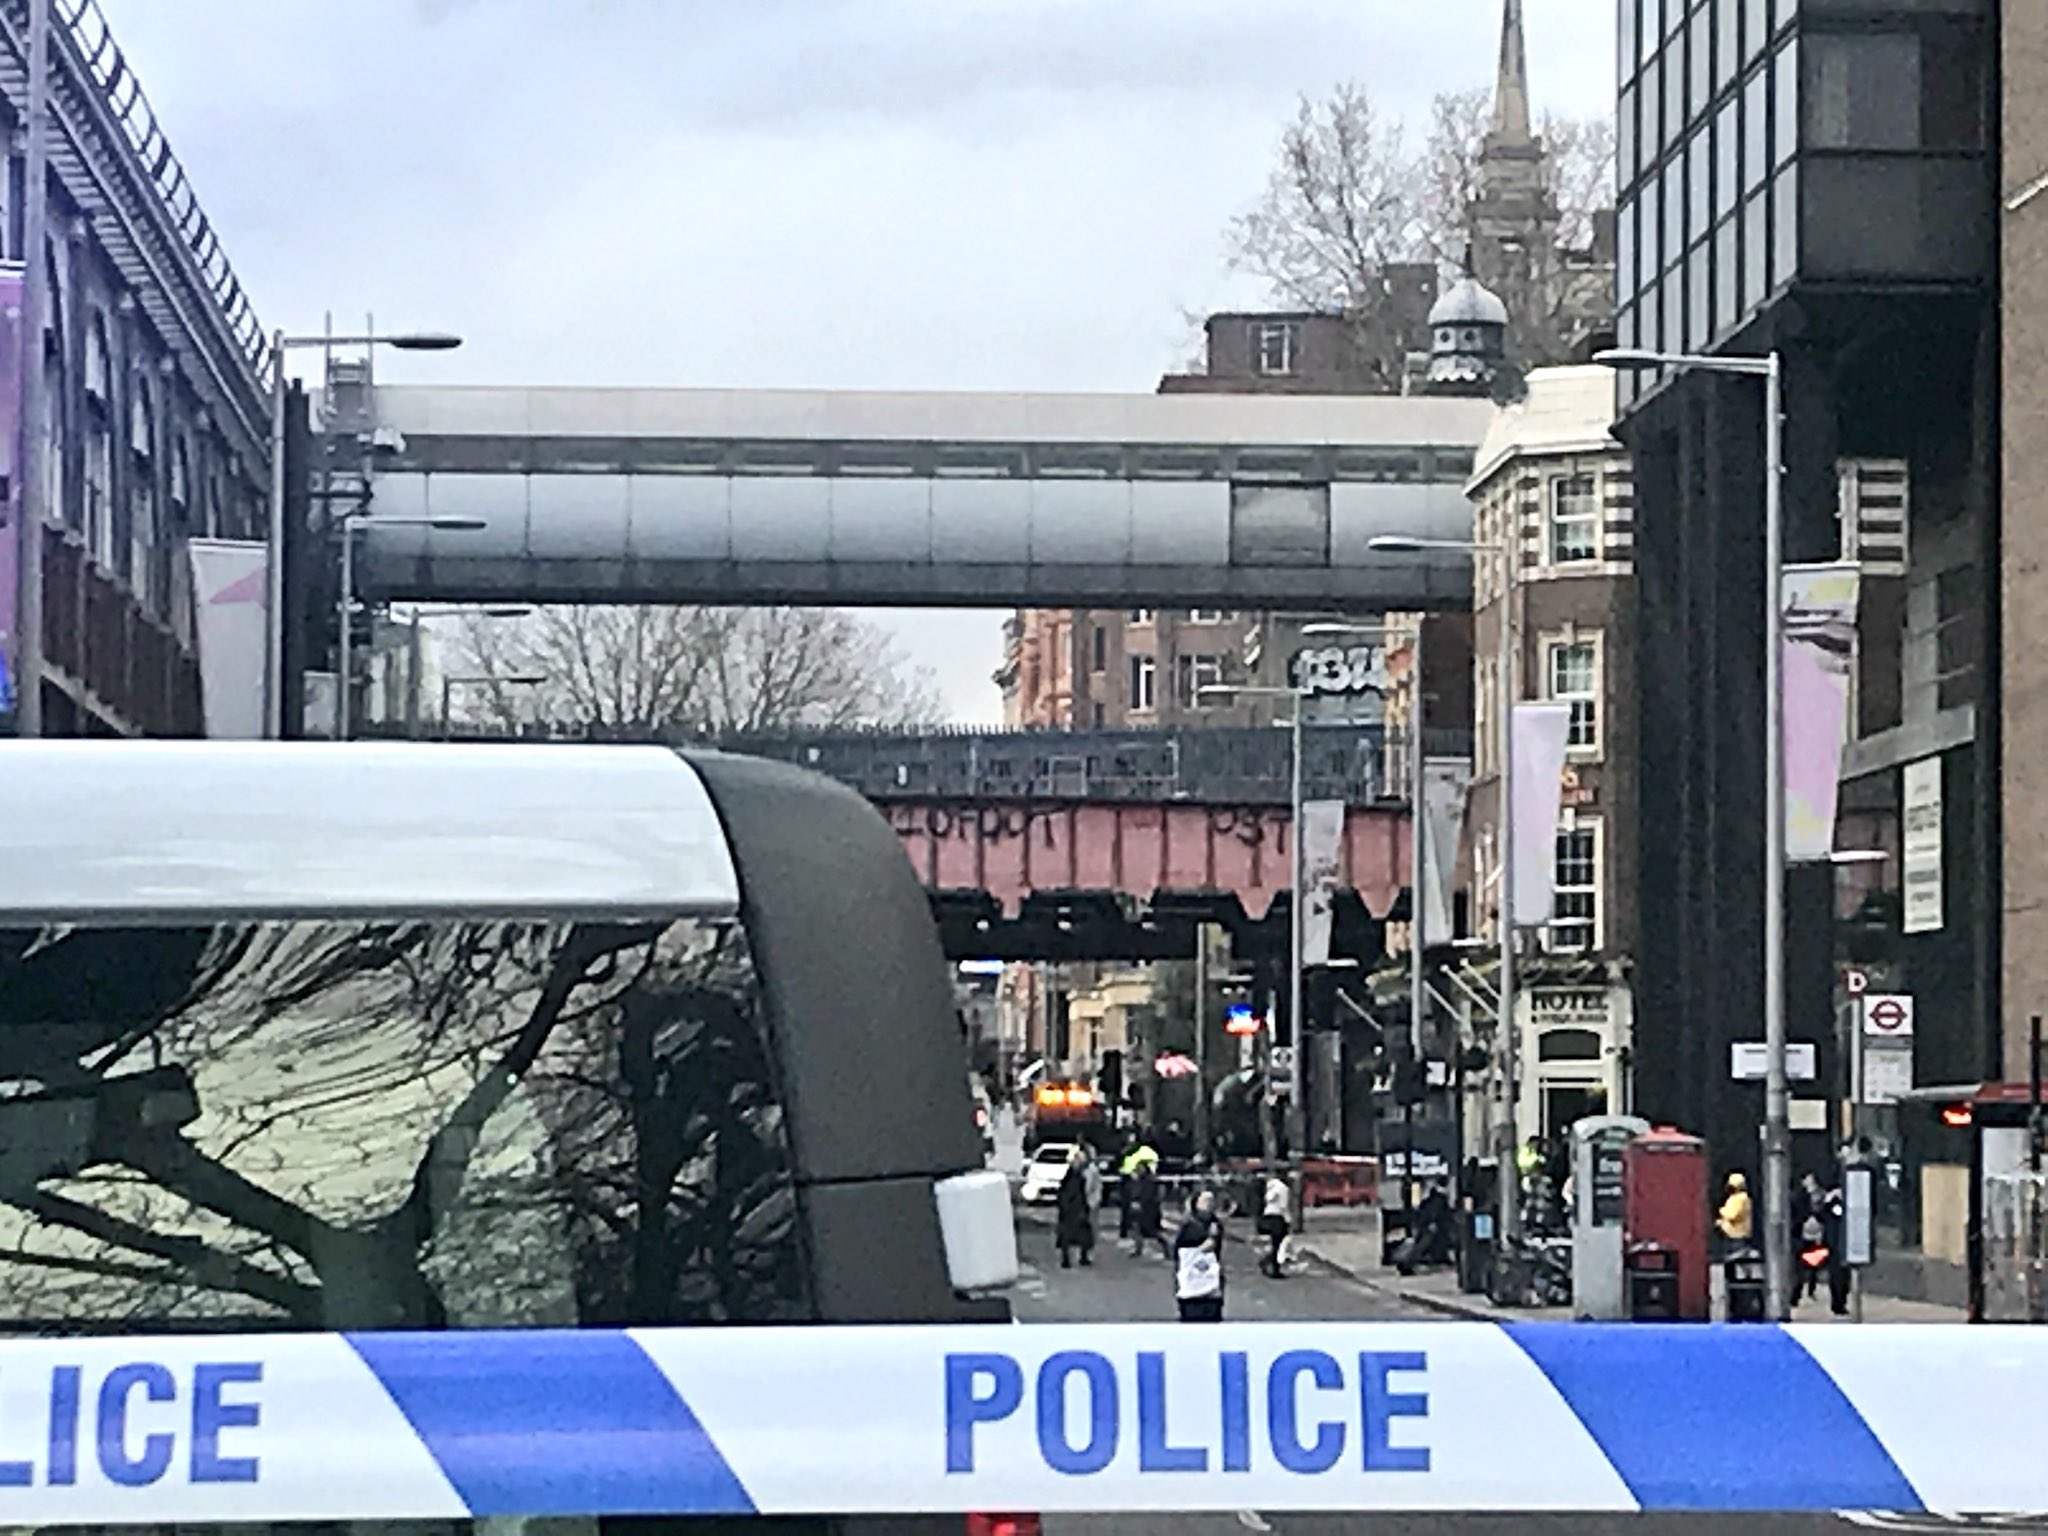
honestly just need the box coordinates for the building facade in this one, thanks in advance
[1612,0,1998,1241]
[0,3,271,738]
[1157,294,1437,398]
[1462,365,1639,1143]
[2003,3,2048,1089]
[998,606,1260,730]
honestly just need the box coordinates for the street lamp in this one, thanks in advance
[442,673,545,736]
[1595,343,1789,1319]
[1200,679,1310,1199]
[13,0,50,736]
[265,327,464,740]
[1306,616,1432,1209]
[1303,620,1409,1036]
[402,605,533,736]
[335,513,486,740]
[1368,532,1523,1248]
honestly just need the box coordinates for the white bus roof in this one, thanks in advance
[0,742,741,925]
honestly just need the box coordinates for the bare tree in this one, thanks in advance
[1226,85,1426,311]
[1224,85,1429,388]
[450,605,942,734]
[1415,87,1494,269]
[1543,113,1619,255]
[0,917,814,1330]
[1227,81,1616,371]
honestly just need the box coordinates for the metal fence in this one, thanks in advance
[386,719,1476,807]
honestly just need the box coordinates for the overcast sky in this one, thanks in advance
[101,0,1613,723]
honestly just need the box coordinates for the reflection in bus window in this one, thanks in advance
[0,919,812,1333]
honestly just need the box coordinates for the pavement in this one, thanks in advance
[992,1109,1965,1323]
[1289,1206,1969,1324]
[1008,1199,2008,1536]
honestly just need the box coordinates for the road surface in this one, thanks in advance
[998,1123,2012,1536]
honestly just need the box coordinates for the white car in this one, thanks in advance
[1018,1143,1079,1205]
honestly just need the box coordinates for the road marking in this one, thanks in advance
[1837,1516,2048,1532]
[1235,1512,1274,1532]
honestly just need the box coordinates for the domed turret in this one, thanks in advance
[1429,277,1511,330]
[1424,274,1509,396]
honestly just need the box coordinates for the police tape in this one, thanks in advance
[0,1323,2034,1523]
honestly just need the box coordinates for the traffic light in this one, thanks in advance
[1097,1049,1123,1104]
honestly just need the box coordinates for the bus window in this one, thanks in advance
[0,917,812,1333]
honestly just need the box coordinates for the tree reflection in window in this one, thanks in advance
[0,919,811,1334]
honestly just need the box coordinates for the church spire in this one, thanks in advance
[1491,0,1533,144]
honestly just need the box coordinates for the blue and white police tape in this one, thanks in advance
[0,1323,2037,1524]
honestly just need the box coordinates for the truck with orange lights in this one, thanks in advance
[1022,1080,1114,1153]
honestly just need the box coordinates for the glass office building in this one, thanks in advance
[1612,0,1997,1176]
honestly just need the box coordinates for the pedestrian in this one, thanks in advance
[1257,1173,1292,1278]
[1716,1171,1754,1258]
[1055,1147,1096,1269]
[1116,1138,1157,1245]
[1174,1189,1226,1321]
[1134,1160,1167,1259]
[1795,1172,1828,1303]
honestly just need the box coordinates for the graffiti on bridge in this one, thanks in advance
[881,802,1295,850]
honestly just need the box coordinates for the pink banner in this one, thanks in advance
[1510,702,1573,929]
[1782,563,1860,863]
[188,540,270,739]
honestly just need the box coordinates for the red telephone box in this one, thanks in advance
[1623,1127,1711,1320]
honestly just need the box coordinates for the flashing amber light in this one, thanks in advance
[1942,1103,1974,1128]
[1034,1085,1097,1109]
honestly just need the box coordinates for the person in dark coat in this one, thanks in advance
[1794,1172,1828,1304]
[1174,1189,1226,1321]
[1134,1161,1167,1259]
[1819,1180,1852,1316]
[1055,1149,1096,1268]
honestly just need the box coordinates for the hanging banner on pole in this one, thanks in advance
[1782,561,1861,863]
[1420,758,1470,946]
[188,539,271,740]
[0,261,25,730]
[1299,798,1346,966]
[1510,702,1573,929]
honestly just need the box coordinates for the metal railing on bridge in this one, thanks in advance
[369,720,1475,807]
[48,0,268,377]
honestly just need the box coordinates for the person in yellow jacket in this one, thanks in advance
[1716,1171,1755,1253]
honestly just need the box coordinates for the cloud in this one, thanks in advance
[93,0,1614,720]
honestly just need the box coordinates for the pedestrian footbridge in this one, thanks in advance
[347,386,1491,610]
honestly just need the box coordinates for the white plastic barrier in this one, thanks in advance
[0,1323,2037,1523]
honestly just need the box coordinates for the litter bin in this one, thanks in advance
[1625,1240,1679,1320]
[1724,1246,1767,1322]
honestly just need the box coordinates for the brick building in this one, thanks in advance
[1462,365,1638,1141]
